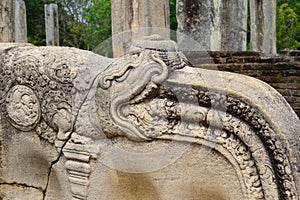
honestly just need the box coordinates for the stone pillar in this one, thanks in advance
[45,4,59,46]
[250,0,277,54]
[221,0,247,51]
[176,0,248,52]
[0,0,27,43]
[14,0,27,42]
[176,0,222,51]
[111,0,170,57]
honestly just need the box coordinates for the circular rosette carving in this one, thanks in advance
[6,85,41,131]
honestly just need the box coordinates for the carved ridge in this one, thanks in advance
[162,83,298,200]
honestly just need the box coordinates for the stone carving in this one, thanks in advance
[0,43,299,199]
[96,49,186,141]
[63,140,98,200]
[123,82,297,199]
[6,85,40,131]
[0,46,75,144]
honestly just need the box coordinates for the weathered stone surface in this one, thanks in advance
[89,143,244,199]
[0,0,27,43]
[249,0,277,54]
[221,0,247,51]
[0,184,43,200]
[176,0,247,51]
[176,0,222,51]
[14,0,27,43]
[45,4,59,46]
[0,0,14,42]
[111,0,170,57]
[0,42,299,199]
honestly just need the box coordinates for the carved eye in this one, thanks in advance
[132,54,139,60]
[129,50,141,58]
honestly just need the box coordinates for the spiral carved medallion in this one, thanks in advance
[6,85,41,131]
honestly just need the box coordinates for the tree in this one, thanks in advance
[277,0,300,51]
[83,0,111,50]
[57,0,89,49]
[25,0,90,48]
[25,0,52,45]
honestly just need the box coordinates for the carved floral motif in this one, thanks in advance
[159,84,297,200]
[0,47,74,143]
[5,85,40,131]
[196,89,297,200]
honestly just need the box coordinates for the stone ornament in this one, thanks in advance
[0,43,299,200]
[5,85,40,131]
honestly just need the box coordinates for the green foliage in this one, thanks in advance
[277,1,300,51]
[83,0,112,50]
[169,0,178,41]
[57,0,89,49]
[169,0,177,31]
[24,0,53,46]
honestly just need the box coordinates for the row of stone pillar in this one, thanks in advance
[111,0,277,56]
[0,0,276,55]
[0,0,59,46]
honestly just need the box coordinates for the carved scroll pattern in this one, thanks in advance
[161,85,297,200]
[126,88,266,199]
[126,84,297,199]
[96,49,187,141]
[0,48,75,144]
[1,47,298,199]
[0,47,83,199]
[5,85,41,131]
[196,89,297,200]
[94,48,297,199]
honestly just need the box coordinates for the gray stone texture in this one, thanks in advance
[176,0,222,51]
[250,0,277,54]
[176,0,247,51]
[0,0,27,43]
[45,4,59,46]
[111,0,170,57]
[221,0,247,51]
[14,0,27,43]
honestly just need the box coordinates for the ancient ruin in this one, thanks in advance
[0,37,299,199]
[0,0,299,199]
[176,0,276,54]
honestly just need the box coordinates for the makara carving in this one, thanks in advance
[0,44,299,199]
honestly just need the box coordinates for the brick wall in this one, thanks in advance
[184,50,300,118]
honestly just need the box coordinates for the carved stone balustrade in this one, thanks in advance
[0,43,299,199]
